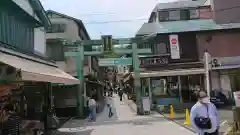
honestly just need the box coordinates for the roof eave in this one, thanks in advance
[46,10,90,40]
[29,0,51,28]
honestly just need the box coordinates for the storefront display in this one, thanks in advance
[151,79,167,96]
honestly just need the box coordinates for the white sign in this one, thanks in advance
[142,97,151,112]
[169,35,180,59]
[234,91,240,107]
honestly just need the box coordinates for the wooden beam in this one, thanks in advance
[64,51,103,57]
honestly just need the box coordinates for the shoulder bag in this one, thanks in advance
[194,105,212,129]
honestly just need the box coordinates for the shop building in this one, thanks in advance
[0,0,79,133]
[133,0,240,107]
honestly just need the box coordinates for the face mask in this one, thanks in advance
[201,97,210,103]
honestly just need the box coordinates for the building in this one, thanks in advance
[0,0,80,128]
[0,0,78,84]
[135,0,240,105]
[45,10,95,76]
[45,10,101,115]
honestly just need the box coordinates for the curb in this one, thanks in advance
[157,111,195,133]
[123,94,195,133]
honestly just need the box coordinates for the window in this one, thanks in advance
[154,43,167,54]
[180,9,190,20]
[47,23,66,33]
[189,9,199,19]
[47,44,64,61]
[158,9,199,22]
[169,10,180,21]
[158,11,169,22]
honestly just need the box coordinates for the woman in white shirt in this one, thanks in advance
[88,96,97,122]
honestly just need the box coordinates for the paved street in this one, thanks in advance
[159,105,233,135]
[52,94,195,135]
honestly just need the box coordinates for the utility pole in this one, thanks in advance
[63,40,84,118]
[132,43,143,115]
[76,42,84,118]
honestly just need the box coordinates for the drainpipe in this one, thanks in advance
[204,51,211,96]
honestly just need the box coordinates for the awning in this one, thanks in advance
[132,68,205,78]
[0,51,80,85]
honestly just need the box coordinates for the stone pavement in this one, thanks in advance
[51,94,195,135]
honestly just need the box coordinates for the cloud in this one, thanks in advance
[40,0,178,39]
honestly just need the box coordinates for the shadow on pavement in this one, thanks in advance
[50,129,94,135]
[87,116,166,127]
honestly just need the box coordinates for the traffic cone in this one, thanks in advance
[169,105,175,120]
[184,108,191,126]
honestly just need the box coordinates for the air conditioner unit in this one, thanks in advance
[212,58,221,67]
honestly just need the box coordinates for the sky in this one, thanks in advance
[40,0,178,39]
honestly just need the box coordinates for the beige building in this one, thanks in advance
[45,10,97,112]
[46,10,92,77]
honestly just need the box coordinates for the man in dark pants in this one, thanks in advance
[107,99,113,118]
[118,90,123,102]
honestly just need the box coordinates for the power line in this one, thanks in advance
[77,13,119,16]
[81,5,240,25]
[84,18,148,24]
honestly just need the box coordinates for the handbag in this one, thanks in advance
[194,105,212,129]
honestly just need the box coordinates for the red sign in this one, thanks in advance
[171,38,177,45]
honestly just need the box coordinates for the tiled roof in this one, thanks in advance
[136,19,240,36]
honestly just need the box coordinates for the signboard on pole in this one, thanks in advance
[169,35,180,59]
[98,58,132,66]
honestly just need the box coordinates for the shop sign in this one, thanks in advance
[169,35,180,59]
[140,57,168,66]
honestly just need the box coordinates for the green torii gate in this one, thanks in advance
[63,35,152,117]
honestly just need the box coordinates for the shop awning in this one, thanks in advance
[0,51,80,85]
[132,68,205,78]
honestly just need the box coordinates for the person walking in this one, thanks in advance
[1,103,21,135]
[190,90,220,135]
[88,96,97,123]
[118,90,123,102]
[107,98,113,118]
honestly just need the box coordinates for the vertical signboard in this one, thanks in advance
[169,35,180,59]
[102,35,112,53]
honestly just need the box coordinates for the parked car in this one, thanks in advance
[210,89,228,107]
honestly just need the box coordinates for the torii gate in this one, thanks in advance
[63,35,152,117]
